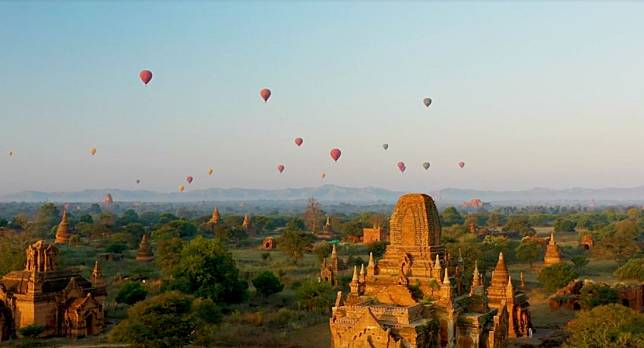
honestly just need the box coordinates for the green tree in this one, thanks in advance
[571,255,589,274]
[312,241,332,262]
[441,207,464,226]
[156,237,184,275]
[19,324,45,338]
[613,258,644,281]
[367,241,388,259]
[515,239,543,269]
[294,279,335,313]
[252,271,284,298]
[564,304,644,348]
[154,220,197,240]
[109,292,199,348]
[0,234,28,276]
[538,263,578,292]
[32,202,60,235]
[117,209,140,226]
[554,218,576,233]
[487,212,504,229]
[116,282,148,305]
[170,236,247,304]
[579,283,618,310]
[279,227,313,264]
[503,216,535,236]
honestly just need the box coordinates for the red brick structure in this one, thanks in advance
[362,225,385,244]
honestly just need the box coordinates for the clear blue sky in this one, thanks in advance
[1,1,643,194]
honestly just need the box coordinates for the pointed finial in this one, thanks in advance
[332,243,337,255]
[326,215,331,225]
[435,254,441,269]
[458,248,464,263]
[520,272,526,288]
[368,252,374,265]
[443,267,451,284]
[360,264,365,276]
[499,251,504,260]
[352,265,358,282]
[549,232,556,245]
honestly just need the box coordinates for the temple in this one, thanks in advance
[363,224,385,244]
[242,214,254,236]
[136,233,154,262]
[0,241,106,340]
[54,210,71,244]
[209,207,220,225]
[320,244,339,286]
[329,193,525,348]
[543,232,562,266]
[103,193,113,207]
[316,216,335,240]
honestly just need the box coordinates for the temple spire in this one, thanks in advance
[443,266,451,284]
[209,207,220,224]
[92,260,104,288]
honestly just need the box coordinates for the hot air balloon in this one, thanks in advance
[277,164,285,173]
[382,144,389,150]
[260,88,271,102]
[208,168,214,176]
[294,137,303,146]
[458,161,465,168]
[140,70,153,85]
[321,172,326,179]
[90,147,97,156]
[186,176,194,184]
[397,161,406,173]
[423,97,432,108]
[8,151,14,157]
[136,179,141,184]
[179,185,185,192]
[330,148,341,162]
[422,162,430,170]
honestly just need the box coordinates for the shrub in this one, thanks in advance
[116,281,148,305]
[19,324,44,338]
[252,271,284,298]
[564,304,644,347]
[614,258,644,281]
[579,283,618,310]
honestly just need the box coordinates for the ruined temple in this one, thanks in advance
[543,232,562,266]
[242,214,255,236]
[260,237,276,251]
[136,233,154,262]
[0,241,106,340]
[54,210,71,244]
[320,244,339,286]
[363,224,386,244]
[329,193,513,348]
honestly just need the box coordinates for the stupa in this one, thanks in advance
[55,209,71,244]
[136,233,154,262]
[543,232,562,266]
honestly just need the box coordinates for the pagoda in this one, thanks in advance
[543,232,562,266]
[55,209,71,244]
[316,216,335,240]
[209,207,220,225]
[136,233,154,262]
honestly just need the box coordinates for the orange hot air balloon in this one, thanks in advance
[458,161,465,168]
[330,148,341,162]
[179,185,185,192]
[90,147,97,156]
[260,88,271,102]
[140,70,153,85]
[208,168,214,176]
[321,172,326,179]
[397,161,406,173]
[186,176,194,184]
[277,164,285,173]
[294,137,303,146]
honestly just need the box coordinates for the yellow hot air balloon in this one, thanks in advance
[179,185,185,192]
[90,147,97,156]
[208,168,214,176]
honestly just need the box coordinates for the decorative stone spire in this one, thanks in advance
[209,207,220,224]
[544,232,562,266]
[443,266,451,284]
[549,232,556,245]
[432,253,442,280]
[458,248,464,264]
[520,272,526,290]
[92,260,104,288]
[331,243,338,273]
[242,214,251,229]
[367,252,376,277]
[506,275,514,297]
[471,260,481,289]
[359,263,366,282]
[440,267,453,304]
[326,215,331,226]
[55,209,71,244]
[491,252,509,289]
[136,233,154,262]
[350,266,360,294]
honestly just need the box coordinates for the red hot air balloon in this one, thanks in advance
[260,88,271,102]
[277,164,285,173]
[294,137,303,146]
[397,161,406,173]
[458,161,465,168]
[330,148,341,162]
[140,70,153,85]
[186,176,194,184]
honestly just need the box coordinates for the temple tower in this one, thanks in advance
[136,233,154,262]
[209,207,220,225]
[55,210,71,244]
[544,232,562,266]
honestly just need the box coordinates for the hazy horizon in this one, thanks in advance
[2,2,643,195]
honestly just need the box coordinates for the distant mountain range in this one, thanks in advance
[1,184,643,205]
